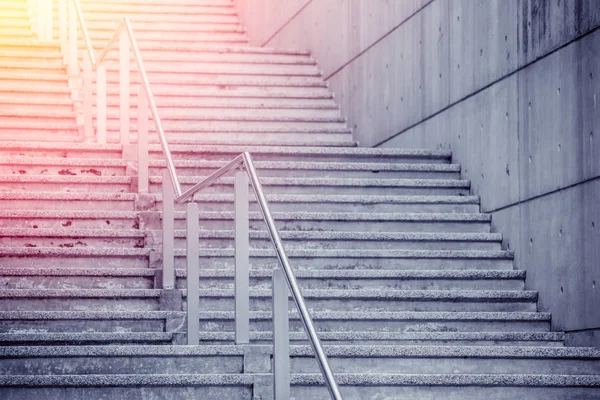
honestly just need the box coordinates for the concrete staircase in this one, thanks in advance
[0,0,599,399]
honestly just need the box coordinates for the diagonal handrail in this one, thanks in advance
[69,0,182,196]
[175,152,343,400]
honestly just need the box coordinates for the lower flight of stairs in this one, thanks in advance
[0,141,599,399]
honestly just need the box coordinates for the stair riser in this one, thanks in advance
[156,200,480,213]
[0,165,125,176]
[293,386,600,400]
[151,152,449,164]
[110,120,347,132]
[173,257,514,271]
[291,356,600,375]
[192,298,536,312]
[0,236,144,249]
[0,182,131,193]
[0,298,158,312]
[0,355,243,375]
[0,132,80,141]
[203,338,563,347]
[0,149,121,159]
[0,255,146,269]
[107,85,332,97]
[153,183,470,196]
[0,217,138,230]
[0,319,165,333]
[0,104,73,114]
[85,32,247,42]
[0,93,71,104]
[101,106,341,119]
[134,132,354,145]
[111,97,336,109]
[0,84,69,93]
[81,13,239,24]
[0,387,252,400]
[170,220,491,234]
[148,166,460,180]
[184,277,525,291]
[92,50,314,64]
[201,319,550,333]
[167,237,501,251]
[0,200,135,211]
[0,276,153,290]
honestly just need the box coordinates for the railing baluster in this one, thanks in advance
[119,29,130,145]
[82,52,93,140]
[186,202,200,345]
[137,87,149,192]
[272,268,291,400]
[59,0,67,45]
[67,0,77,75]
[96,64,107,144]
[45,0,52,41]
[162,169,175,290]
[234,171,250,344]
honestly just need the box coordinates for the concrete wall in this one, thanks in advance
[236,0,600,345]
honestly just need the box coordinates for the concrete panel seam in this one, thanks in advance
[374,24,600,148]
[261,0,315,48]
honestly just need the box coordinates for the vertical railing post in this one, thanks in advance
[67,0,78,75]
[45,0,53,41]
[96,64,107,144]
[272,268,291,400]
[234,171,250,344]
[119,29,130,145]
[58,0,67,45]
[186,202,200,345]
[137,87,149,191]
[37,0,45,41]
[82,52,94,140]
[162,170,175,289]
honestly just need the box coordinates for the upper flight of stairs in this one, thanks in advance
[1,0,599,399]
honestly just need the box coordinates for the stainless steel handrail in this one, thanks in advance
[70,0,182,196]
[176,152,342,400]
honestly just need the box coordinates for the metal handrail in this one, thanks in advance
[70,0,182,196]
[176,152,342,400]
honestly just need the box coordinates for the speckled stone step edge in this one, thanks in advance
[0,247,511,259]
[0,310,551,322]
[150,176,470,188]
[0,373,254,387]
[169,230,502,242]
[170,248,514,259]
[0,193,136,201]
[149,144,452,158]
[1,344,597,359]
[1,373,598,387]
[0,267,154,277]
[0,247,149,257]
[0,228,144,238]
[0,175,130,184]
[0,332,173,343]
[0,39,60,48]
[0,310,175,320]
[0,110,77,119]
[0,210,138,219]
[286,345,600,359]
[198,331,564,342]
[170,211,492,222]
[0,289,160,298]
[292,373,600,387]
[0,142,122,152]
[0,157,127,167]
[185,288,537,300]
[179,269,525,280]
[0,267,522,280]
[183,194,480,205]
[147,160,461,172]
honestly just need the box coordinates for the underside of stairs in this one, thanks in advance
[0,0,599,399]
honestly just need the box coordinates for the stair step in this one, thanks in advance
[0,157,127,176]
[0,174,132,192]
[0,192,136,211]
[197,331,564,346]
[0,228,144,249]
[187,288,537,312]
[0,332,173,345]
